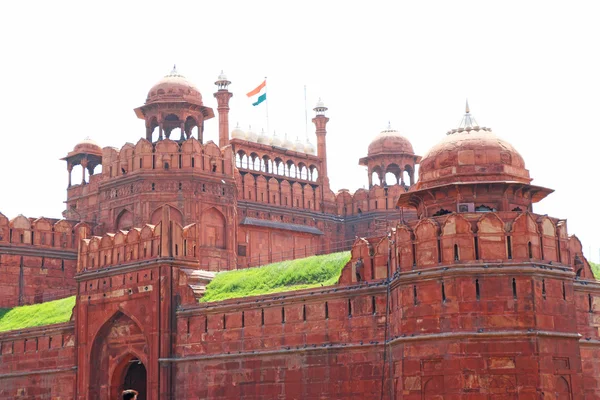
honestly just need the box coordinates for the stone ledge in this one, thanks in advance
[0,366,76,379]
[0,322,75,340]
[0,245,77,260]
[164,329,581,363]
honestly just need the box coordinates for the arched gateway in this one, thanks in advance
[89,311,149,400]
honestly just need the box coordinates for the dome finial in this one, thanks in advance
[215,70,231,89]
[457,100,478,130]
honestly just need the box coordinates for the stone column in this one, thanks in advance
[67,163,73,187]
[214,90,233,148]
[312,114,330,188]
[80,158,88,185]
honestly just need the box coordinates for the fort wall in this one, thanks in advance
[0,323,76,400]
[0,213,89,307]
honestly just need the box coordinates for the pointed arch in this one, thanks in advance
[150,204,183,226]
[440,214,475,263]
[0,212,8,243]
[201,207,226,249]
[89,310,150,400]
[538,216,558,262]
[414,219,440,267]
[116,208,134,231]
[396,224,415,271]
[511,213,541,260]
[349,237,374,282]
[477,213,507,261]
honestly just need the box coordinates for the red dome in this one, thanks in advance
[418,127,530,189]
[72,137,102,157]
[145,66,203,106]
[368,127,414,156]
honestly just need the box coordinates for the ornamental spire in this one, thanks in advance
[458,99,478,129]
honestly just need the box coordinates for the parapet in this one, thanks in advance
[0,212,90,250]
[78,212,198,272]
[342,211,594,283]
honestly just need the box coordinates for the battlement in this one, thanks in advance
[101,137,234,179]
[0,213,90,250]
[78,219,198,272]
[342,211,594,283]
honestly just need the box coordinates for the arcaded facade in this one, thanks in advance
[0,68,597,399]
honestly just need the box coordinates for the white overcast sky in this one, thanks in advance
[0,0,599,262]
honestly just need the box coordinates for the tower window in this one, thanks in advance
[441,282,446,303]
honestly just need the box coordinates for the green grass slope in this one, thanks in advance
[591,262,600,280]
[0,296,76,333]
[201,251,351,303]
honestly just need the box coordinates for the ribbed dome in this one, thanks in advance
[231,123,245,139]
[246,126,258,142]
[305,139,316,155]
[257,129,269,144]
[73,137,102,157]
[293,137,305,153]
[282,134,294,149]
[418,126,530,189]
[368,126,414,156]
[145,66,203,106]
[271,132,282,147]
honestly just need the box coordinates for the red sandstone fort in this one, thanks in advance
[0,67,597,399]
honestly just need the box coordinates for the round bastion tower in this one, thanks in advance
[342,104,594,398]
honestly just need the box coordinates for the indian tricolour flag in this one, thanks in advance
[246,80,266,106]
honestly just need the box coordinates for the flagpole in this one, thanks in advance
[304,85,308,139]
[265,76,270,135]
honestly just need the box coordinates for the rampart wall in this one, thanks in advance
[0,323,76,400]
[0,213,89,307]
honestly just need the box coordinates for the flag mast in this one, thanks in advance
[304,84,308,139]
[265,76,270,135]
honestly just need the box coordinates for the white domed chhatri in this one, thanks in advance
[282,133,294,149]
[246,126,258,142]
[257,129,269,144]
[293,137,305,153]
[305,139,316,155]
[231,123,246,139]
[271,132,282,147]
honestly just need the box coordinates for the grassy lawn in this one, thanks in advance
[200,251,351,303]
[591,262,600,280]
[0,296,76,333]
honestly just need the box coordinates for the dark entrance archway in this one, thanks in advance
[123,360,147,400]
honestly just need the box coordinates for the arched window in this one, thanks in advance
[384,172,396,186]
[371,171,381,186]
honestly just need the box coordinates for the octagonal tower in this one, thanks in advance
[134,66,215,143]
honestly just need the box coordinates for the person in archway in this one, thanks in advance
[122,389,138,400]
